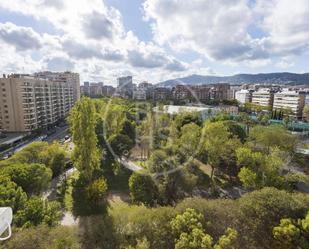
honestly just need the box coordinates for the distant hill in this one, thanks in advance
[157,73,309,87]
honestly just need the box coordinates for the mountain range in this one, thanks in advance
[157,72,309,87]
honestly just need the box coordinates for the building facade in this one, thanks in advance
[173,84,230,102]
[117,76,133,98]
[34,71,80,102]
[235,89,251,104]
[273,90,306,118]
[251,88,274,107]
[0,73,79,132]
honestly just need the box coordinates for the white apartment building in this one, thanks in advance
[273,90,306,118]
[235,89,251,104]
[133,88,147,100]
[0,73,79,132]
[251,88,274,107]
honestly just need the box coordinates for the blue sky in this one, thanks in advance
[0,0,308,85]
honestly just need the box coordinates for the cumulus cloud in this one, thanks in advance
[143,0,256,61]
[0,22,42,50]
[42,0,64,9]
[101,49,124,61]
[257,0,309,56]
[83,11,116,40]
[143,0,309,65]
[128,50,167,68]
[165,59,187,72]
[62,39,103,59]
[45,57,75,71]
[0,0,308,83]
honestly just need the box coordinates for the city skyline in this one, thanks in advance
[0,0,309,84]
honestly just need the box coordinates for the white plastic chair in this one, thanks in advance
[0,207,12,241]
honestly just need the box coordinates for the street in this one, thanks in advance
[0,126,69,160]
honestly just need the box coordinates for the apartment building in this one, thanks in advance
[273,90,306,118]
[251,88,274,107]
[0,73,79,132]
[34,71,80,102]
[153,87,172,100]
[173,84,230,102]
[235,89,251,104]
[210,83,230,100]
[117,76,133,98]
[173,85,211,101]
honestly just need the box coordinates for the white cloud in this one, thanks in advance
[143,0,259,61]
[0,0,192,83]
[144,0,309,65]
[0,0,308,83]
[0,22,42,50]
[276,59,295,69]
[256,0,309,56]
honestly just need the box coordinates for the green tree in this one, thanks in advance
[178,123,201,159]
[175,112,202,131]
[108,133,134,158]
[0,175,27,213]
[273,212,309,249]
[40,141,67,177]
[201,122,241,180]
[69,97,101,181]
[121,119,136,141]
[129,173,158,206]
[249,125,298,154]
[214,228,238,249]
[86,177,108,205]
[304,104,309,122]
[15,197,61,227]
[222,120,247,143]
[236,147,293,190]
[2,225,80,249]
[147,149,169,173]
[170,208,237,249]
[0,142,49,166]
[2,163,52,195]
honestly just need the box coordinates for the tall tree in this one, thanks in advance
[170,208,238,249]
[201,122,241,180]
[248,125,298,154]
[1,163,52,195]
[304,104,309,122]
[69,97,101,182]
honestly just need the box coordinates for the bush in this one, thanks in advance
[129,173,158,206]
[1,225,80,249]
[86,177,108,205]
[15,197,62,227]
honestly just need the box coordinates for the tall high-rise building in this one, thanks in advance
[117,76,133,97]
[0,72,79,132]
[34,71,80,102]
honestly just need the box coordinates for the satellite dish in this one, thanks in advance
[0,207,12,241]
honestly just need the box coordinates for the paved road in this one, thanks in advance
[45,126,69,144]
[43,167,76,200]
[118,158,143,172]
[0,126,69,160]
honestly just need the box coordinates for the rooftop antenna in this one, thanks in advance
[0,207,13,241]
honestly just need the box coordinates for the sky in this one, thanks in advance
[0,0,309,85]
